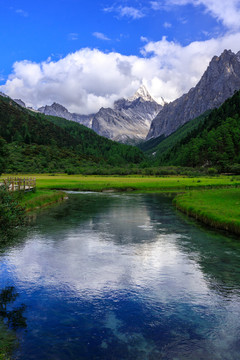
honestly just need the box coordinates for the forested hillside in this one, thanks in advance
[0,96,144,173]
[157,90,240,171]
[139,111,210,155]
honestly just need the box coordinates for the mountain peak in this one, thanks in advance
[128,85,156,103]
[211,49,237,65]
[51,102,68,111]
[222,49,235,57]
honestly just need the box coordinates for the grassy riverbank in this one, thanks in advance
[2,174,240,235]
[20,190,66,211]
[4,174,240,192]
[174,188,240,235]
[27,174,239,236]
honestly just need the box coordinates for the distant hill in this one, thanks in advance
[147,49,240,140]
[156,90,240,171]
[0,95,144,173]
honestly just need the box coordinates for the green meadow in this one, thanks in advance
[4,173,240,192]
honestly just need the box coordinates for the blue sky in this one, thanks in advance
[1,0,240,113]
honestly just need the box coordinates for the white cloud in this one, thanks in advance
[150,1,170,10]
[1,32,240,114]
[140,36,149,42]
[1,49,140,114]
[118,6,145,19]
[165,0,240,30]
[93,32,110,41]
[104,5,145,19]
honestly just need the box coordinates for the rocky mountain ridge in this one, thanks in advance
[38,102,94,128]
[92,89,162,143]
[147,49,240,140]
[38,85,163,143]
[14,99,26,108]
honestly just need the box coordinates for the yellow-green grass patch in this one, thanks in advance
[2,174,240,192]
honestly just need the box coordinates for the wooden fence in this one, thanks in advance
[1,177,36,192]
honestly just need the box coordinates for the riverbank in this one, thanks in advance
[20,190,66,211]
[173,188,240,236]
[2,174,240,236]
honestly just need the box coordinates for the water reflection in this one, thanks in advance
[0,193,240,359]
[171,215,240,294]
[0,286,27,330]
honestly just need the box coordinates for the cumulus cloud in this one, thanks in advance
[1,49,140,114]
[1,32,240,114]
[93,32,110,41]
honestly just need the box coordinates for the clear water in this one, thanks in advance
[1,193,240,360]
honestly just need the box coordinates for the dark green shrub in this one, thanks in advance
[66,168,76,175]
[0,186,25,241]
[229,163,240,175]
[207,167,218,175]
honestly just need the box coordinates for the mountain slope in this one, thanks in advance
[139,111,211,155]
[147,49,240,140]
[92,94,162,143]
[158,90,240,171]
[0,95,144,172]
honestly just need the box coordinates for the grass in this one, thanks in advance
[173,188,240,235]
[2,174,240,192]
[19,189,66,211]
